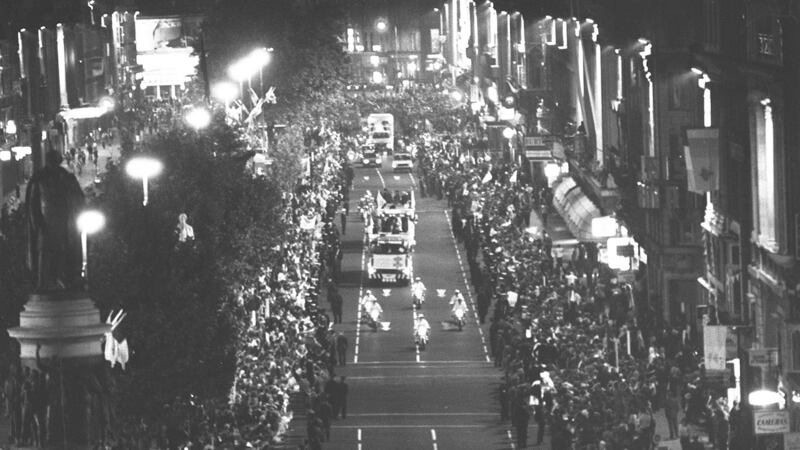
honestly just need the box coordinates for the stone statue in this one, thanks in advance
[26,150,85,292]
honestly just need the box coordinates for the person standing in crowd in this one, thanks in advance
[510,394,530,448]
[664,390,680,439]
[339,204,347,235]
[328,284,343,324]
[336,333,348,366]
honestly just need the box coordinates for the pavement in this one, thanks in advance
[2,133,122,207]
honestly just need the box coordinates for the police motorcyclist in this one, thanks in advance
[415,313,431,340]
[411,277,426,306]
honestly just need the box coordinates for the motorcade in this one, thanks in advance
[361,145,382,168]
[366,235,413,285]
[367,113,394,153]
[391,153,414,172]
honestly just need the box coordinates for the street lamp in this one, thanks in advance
[76,209,105,286]
[126,156,162,206]
[375,18,388,32]
[212,81,239,106]
[185,106,211,130]
[748,389,782,407]
[228,47,272,95]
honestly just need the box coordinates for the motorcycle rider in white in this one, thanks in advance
[415,313,431,343]
[361,290,383,327]
[451,297,467,320]
[411,276,426,307]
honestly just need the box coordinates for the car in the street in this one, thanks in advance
[391,153,413,172]
[392,153,414,172]
[361,146,382,167]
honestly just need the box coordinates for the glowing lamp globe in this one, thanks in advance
[749,389,782,407]
[126,157,162,180]
[76,210,106,235]
[185,107,211,130]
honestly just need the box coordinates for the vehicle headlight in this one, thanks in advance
[376,157,382,163]
[363,159,368,164]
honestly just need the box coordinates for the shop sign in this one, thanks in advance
[525,149,552,159]
[524,136,546,148]
[703,325,728,371]
[754,410,789,435]
[749,348,778,367]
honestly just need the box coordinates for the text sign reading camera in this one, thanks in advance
[754,410,790,435]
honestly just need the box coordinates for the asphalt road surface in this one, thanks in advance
[326,156,528,450]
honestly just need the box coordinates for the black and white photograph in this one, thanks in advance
[0,0,798,448]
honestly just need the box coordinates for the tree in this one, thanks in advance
[201,0,350,110]
[88,115,286,419]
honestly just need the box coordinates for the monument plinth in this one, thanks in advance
[7,151,114,448]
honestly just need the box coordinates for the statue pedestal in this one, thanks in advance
[8,291,112,448]
[10,292,110,360]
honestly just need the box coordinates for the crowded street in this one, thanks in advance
[1,0,799,449]
[324,158,511,449]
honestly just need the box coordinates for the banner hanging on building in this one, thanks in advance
[703,324,728,371]
[685,128,720,193]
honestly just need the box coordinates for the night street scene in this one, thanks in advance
[0,0,799,449]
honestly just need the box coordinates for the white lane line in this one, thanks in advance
[444,210,491,363]
[409,172,417,187]
[355,233,367,363]
[347,373,498,380]
[334,425,485,429]
[358,428,362,450]
[431,428,438,450]
[507,429,516,449]
[375,168,386,187]
[413,303,421,363]
[348,413,495,417]
[349,360,490,365]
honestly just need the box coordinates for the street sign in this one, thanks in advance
[749,348,779,367]
[525,149,552,159]
[524,136,545,147]
[754,410,789,435]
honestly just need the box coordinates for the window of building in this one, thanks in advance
[703,0,720,51]
[792,329,800,371]
[754,99,777,247]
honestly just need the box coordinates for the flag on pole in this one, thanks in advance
[482,167,493,184]
[509,170,518,184]
[376,190,387,210]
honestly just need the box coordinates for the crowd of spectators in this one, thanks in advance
[416,133,729,449]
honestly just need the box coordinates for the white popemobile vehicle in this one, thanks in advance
[365,190,417,285]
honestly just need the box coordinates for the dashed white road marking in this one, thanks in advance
[444,210,491,363]
[431,428,438,450]
[375,168,386,187]
[355,233,367,363]
[508,429,516,449]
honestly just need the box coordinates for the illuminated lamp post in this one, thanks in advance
[185,106,211,130]
[76,209,105,288]
[125,156,162,206]
[544,161,561,187]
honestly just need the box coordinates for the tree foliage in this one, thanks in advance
[201,0,350,109]
[88,117,286,417]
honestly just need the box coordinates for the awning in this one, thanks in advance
[551,175,603,241]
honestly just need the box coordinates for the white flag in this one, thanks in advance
[509,170,518,184]
[116,339,129,370]
[376,190,387,210]
[482,169,493,184]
